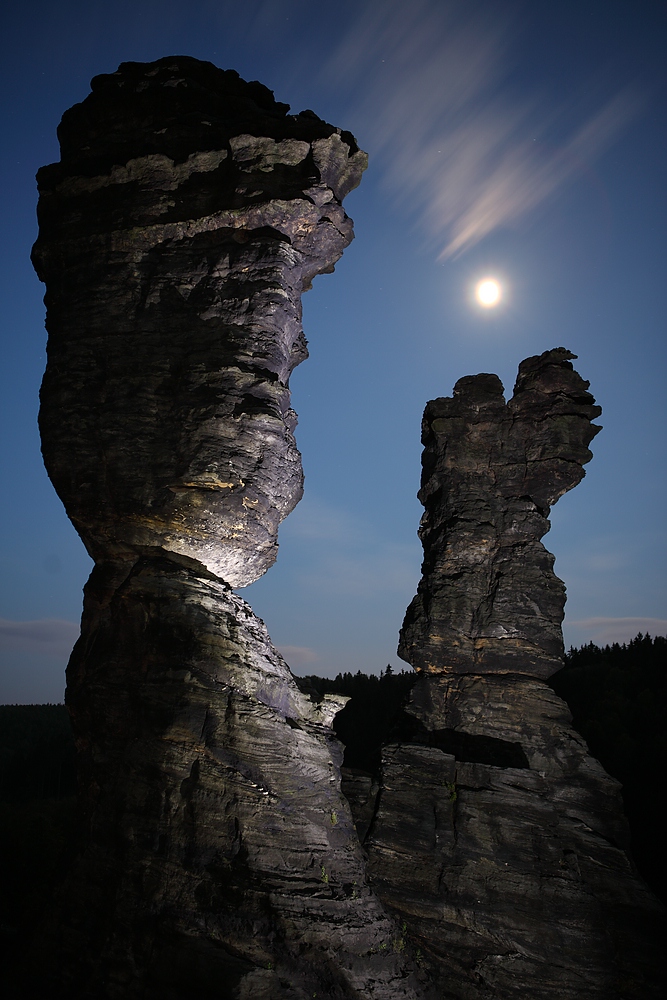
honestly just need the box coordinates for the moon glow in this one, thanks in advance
[475,278,502,307]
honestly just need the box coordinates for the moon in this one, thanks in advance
[475,278,502,308]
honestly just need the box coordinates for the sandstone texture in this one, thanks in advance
[399,348,601,678]
[31,58,427,999]
[359,352,665,998]
[31,62,665,1000]
[33,56,367,587]
[46,560,425,999]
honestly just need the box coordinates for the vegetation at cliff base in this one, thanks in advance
[0,704,78,963]
[0,633,664,959]
[549,633,667,902]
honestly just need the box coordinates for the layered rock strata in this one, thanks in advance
[31,58,425,999]
[33,55,367,587]
[362,351,665,998]
[398,348,602,677]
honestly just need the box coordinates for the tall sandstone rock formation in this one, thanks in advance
[362,350,665,998]
[31,58,427,1000]
[30,60,664,1000]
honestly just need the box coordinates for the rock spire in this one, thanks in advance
[33,56,367,589]
[361,351,665,998]
[398,348,602,678]
[30,58,426,1000]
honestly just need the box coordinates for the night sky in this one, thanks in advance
[1,0,665,703]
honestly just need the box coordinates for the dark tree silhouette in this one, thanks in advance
[549,633,666,903]
[300,666,416,773]
[1,633,664,964]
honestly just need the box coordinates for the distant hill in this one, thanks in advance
[0,704,76,802]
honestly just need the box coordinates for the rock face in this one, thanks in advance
[362,351,665,998]
[31,66,664,1000]
[398,349,602,678]
[33,56,367,588]
[31,58,426,1000]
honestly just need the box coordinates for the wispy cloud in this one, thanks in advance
[281,499,359,544]
[565,617,667,647]
[277,645,320,669]
[0,618,79,657]
[325,0,642,258]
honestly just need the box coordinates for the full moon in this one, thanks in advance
[475,278,502,308]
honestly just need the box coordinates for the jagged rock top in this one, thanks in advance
[35,56,367,246]
[399,348,602,677]
[56,57,358,162]
[424,347,602,509]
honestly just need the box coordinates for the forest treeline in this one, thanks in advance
[306,633,666,902]
[0,704,78,962]
[0,633,664,959]
[550,632,666,903]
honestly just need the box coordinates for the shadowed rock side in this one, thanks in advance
[30,58,426,999]
[361,351,665,999]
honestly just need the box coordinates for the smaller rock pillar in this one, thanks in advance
[363,350,665,999]
[399,347,601,677]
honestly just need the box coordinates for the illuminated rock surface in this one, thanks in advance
[361,351,665,999]
[33,56,367,588]
[31,58,426,1000]
[30,64,664,1000]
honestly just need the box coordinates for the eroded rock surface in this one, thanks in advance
[362,351,665,998]
[31,58,426,1000]
[398,348,602,678]
[33,56,367,587]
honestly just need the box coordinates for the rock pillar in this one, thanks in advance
[363,350,665,999]
[398,347,601,678]
[31,57,425,1000]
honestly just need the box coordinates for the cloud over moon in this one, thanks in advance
[326,0,642,258]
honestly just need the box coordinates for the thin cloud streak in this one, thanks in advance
[0,618,79,657]
[325,0,642,258]
[565,617,667,647]
[277,645,320,669]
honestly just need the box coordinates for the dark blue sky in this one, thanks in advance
[1,0,665,702]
